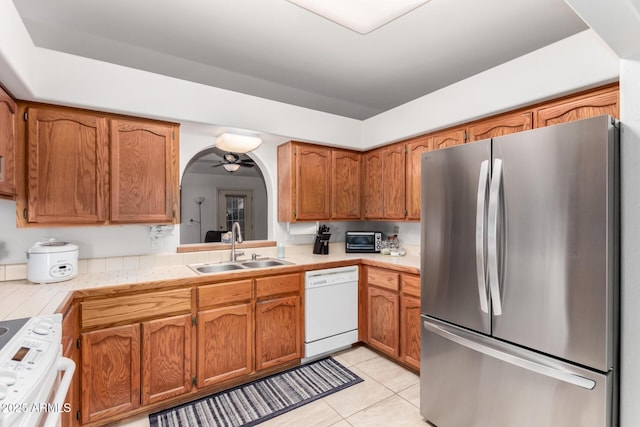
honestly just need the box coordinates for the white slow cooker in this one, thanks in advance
[26,240,79,284]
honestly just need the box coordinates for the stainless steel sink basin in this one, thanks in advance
[189,258,294,275]
[192,263,246,274]
[240,259,294,269]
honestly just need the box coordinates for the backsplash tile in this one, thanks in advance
[0,265,4,281]
[5,264,27,281]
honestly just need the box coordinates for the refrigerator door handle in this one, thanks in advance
[475,160,490,313]
[423,320,597,390]
[488,158,503,315]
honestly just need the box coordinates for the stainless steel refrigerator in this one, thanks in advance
[420,115,619,427]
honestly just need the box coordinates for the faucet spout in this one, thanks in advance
[230,222,243,261]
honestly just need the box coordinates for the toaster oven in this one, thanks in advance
[345,231,382,253]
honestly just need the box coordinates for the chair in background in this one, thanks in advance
[204,230,226,242]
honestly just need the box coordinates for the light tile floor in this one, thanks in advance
[116,346,427,427]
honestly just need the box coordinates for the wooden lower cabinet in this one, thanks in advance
[399,294,421,370]
[197,303,254,387]
[141,314,192,405]
[255,295,301,370]
[365,267,421,370]
[367,286,399,358]
[81,324,141,424]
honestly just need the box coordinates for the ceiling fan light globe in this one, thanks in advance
[216,133,262,153]
[222,163,241,173]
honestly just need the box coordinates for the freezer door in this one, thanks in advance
[421,139,491,334]
[421,317,613,427]
[491,115,617,372]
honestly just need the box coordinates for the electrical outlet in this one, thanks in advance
[393,225,400,234]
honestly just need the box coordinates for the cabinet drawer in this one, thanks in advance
[367,267,399,291]
[198,279,253,308]
[255,273,300,298]
[81,288,192,329]
[401,274,421,298]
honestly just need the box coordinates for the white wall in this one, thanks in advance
[620,53,640,427]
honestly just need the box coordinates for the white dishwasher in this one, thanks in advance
[304,265,359,361]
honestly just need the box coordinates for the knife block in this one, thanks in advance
[313,233,331,255]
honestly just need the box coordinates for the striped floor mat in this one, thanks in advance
[149,357,363,427]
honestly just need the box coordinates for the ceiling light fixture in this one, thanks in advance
[287,0,430,34]
[222,163,241,173]
[215,133,262,154]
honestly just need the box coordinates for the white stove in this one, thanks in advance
[0,315,75,427]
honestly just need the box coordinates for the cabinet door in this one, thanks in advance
[400,294,421,371]
[81,324,140,424]
[0,87,16,198]
[363,150,383,219]
[468,111,533,142]
[198,303,254,387]
[256,295,301,370]
[110,119,178,223]
[26,107,109,223]
[406,137,431,220]
[536,85,619,127]
[141,314,192,405]
[296,144,331,220]
[332,149,361,219]
[432,128,466,150]
[382,145,406,219]
[367,286,399,358]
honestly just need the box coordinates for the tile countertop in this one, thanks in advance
[0,243,420,321]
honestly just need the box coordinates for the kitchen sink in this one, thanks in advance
[189,258,294,275]
[240,259,293,269]
[192,263,246,274]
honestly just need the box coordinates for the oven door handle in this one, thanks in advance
[43,356,76,427]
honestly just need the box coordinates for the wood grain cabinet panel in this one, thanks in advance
[255,295,301,370]
[367,286,399,358]
[400,293,421,371]
[536,85,619,128]
[141,314,192,405]
[0,87,16,199]
[110,119,178,223]
[406,136,431,220]
[332,149,362,219]
[468,111,533,142]
[277,142,332,221]
[382,144,406,219]
[26,106,109,224]
[81,324,140,424]
[363,149,384,219]
[432,128,466,150]
[198,304,253,387]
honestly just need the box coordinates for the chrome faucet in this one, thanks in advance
[230,222,244,261]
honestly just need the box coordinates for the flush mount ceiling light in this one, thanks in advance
[287,0,431,34]
[215,133,262,154]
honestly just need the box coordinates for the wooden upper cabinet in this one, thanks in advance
[19,103,179,226]
[432,128,466,150]
[536,84,619,128]
[363,144,406,219]
[110,119,179,223]
[0,87,16,199]
[26,106,109,224]
[382,144,406,219]
[406,136,431,220]
[277,142,331,221]
[468,111,533,142]
[332,149,361,219]
[363,149,383,219]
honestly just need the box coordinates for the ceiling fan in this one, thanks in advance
[212,152,256,173]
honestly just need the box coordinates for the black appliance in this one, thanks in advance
[345,231,382,253]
